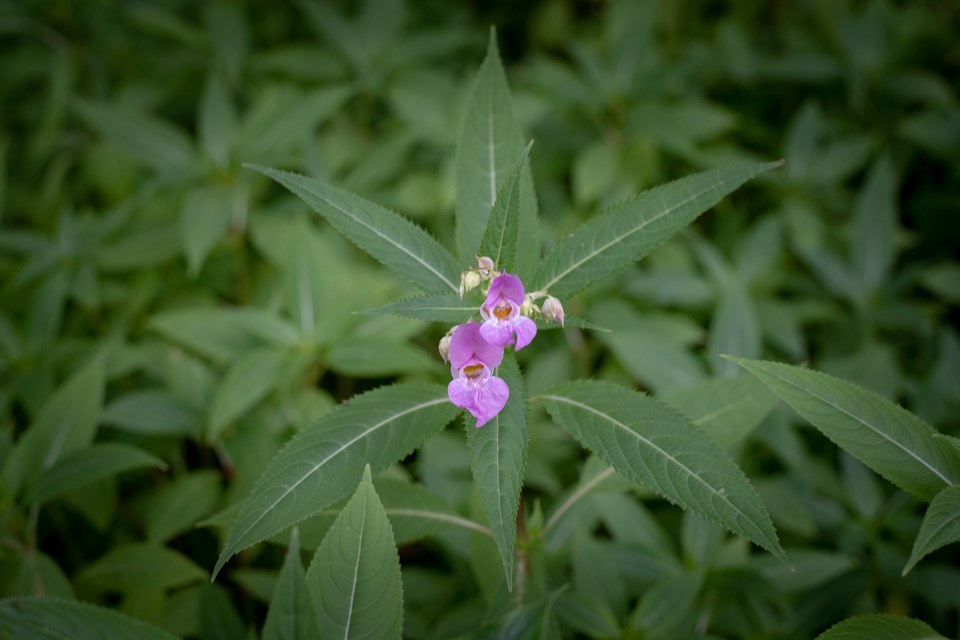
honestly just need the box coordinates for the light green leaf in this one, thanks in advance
[466,354,527,591]
[214,384,458,578]
[307,466,403,640]
[74,99,197,172]
[149,307,299,364]
[662,374,779,449]
[708,285,760,376]
[26,443,166,505]
[0,597,179,640]
[455,29,539,278]
[199,72,236,169]
[540,380,788,565]
[325,338,438,378]
[816,614,947,640]
[180,185,234,276]
[533,161,781,298]
[730,358,960,500]
[248,164,461,294]
[146,470,222,543]
[101,389,200,437]
[208,347,291,440]
[851,153,897,295]
[479,141,533,273]
[263,528,319,640]
[77,543,206,592]
[903,486,960,575]
[360,293,478,324]
[97,223,181,272]
[3,356,104,498]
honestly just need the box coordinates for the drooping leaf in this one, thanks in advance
[541,380,788,565]
[455,29,539,279]
[247,164,461,294]
[101,389,200,437]
[708,284,761,376]
[466,354,527,591]
[479,141,533,273]
[208,347,292,441]
[263,528,319,640]
[0,597,179,640]
[816,614,947,640]
[180,185,234,276]
[198,584,246,640]
[661,374,779,449]
[214,384,457,577]
[533,161,781,298]
[361,293,478,324]
[851,153,897,296]
[77,543,206,592]
[2,355,104,498]
[903,485,960,575]
[198,71,236,169]
[26,443,166,505]
[325,338,438,378]
[307,466,403,640]
[729,358,960,500]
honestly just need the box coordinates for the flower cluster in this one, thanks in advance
[441,257,564,427]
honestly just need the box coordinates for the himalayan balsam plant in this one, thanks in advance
[197,33,960,640]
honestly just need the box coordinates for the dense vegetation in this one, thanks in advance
[1,1,958,638]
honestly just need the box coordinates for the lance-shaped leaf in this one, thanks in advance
[361,293,478,324]
[263,528,319,640]
[903,486,960,576]
[479,141,533,274]
[26,443,166,505]
[533,161,781,298]
[306,466,403,640]
[540,380,788,565]
[214,384,457,577]
[729,358,960,501]
[0,597,179,640]
[248,165,461,294]
[816,614,947,640]
[466,354,527,591]
[456,30,539,279]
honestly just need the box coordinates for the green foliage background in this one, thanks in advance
[1,0,959,638]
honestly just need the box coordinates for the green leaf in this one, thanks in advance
[74,99,197,172]
[3,356,104,497]
[307,466,403,640]
[198,584,246,640]
[199,72,236,169]
[101,389,200,437]
[532,161,781,298]
[208,347,291,440]
[816,614,947,640]
[0,597,179,640]
[77,543,206,592]
[26,443,166,505]
[325,338,438,378]
[629,572,703,635]
[708,285,760,376]
[455,29,539,278]
[263,528,319,640]
[466,354,527,591]
[729,358,960,500]
[851,153,897,295]
[146,470,222,543]
[16,551,74,598]
[377,478,492,543]
[903,485,960,575]
[360,293,477,324]
[180,185,234,277]
[661,374,779,449]
[214,384,458,578]
[479,141,533,273]
[248,164,461,294]
[540,380,788,565]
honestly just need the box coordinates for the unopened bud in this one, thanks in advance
[438,334,452,363]
[520,297,537,317]
[542,296,565,326]
[476,256,495,274]
[462,270,482,293]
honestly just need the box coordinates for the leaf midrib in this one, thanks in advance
[758,367,953,486]
[272,169,459,293]
[227,396,449,551]
[342,493,367,640]
[539,178,728,293]
[542,393,771,546]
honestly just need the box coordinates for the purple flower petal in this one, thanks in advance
[485,273,525,308]
[449,322,504,369]
[480,319,515,348]
[512,316,538,350]
[472,375,509,427]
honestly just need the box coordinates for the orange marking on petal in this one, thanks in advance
[463,364,485,379]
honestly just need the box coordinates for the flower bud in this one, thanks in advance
[542,296,565,326]
[520,297,536,317]
[462,270,482,293]
[438,334,452,363]
[476,255,495,274]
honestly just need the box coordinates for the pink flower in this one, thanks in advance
[479,273,537,350]
[447,322,509,428]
